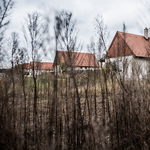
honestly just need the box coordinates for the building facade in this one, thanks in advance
[106,28,150,79]
[53,51,99,75]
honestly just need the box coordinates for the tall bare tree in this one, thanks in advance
[0,0,14,62]
[7,31,19,149]
[23,12,48,149]
[15,47,29,150]
[94,15,109,60]
[58,11,84,149]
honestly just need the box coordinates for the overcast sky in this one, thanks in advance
[3,0,150,65]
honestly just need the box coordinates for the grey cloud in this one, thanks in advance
[4,0,150,62]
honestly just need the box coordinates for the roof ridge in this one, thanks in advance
[30,61,53,63]
[57,50,93,54]
[118,31,145,37]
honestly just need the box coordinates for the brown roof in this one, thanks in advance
[54,51,98,67]
[114,31,150,57]
[30,62,53,70]
[40,62,53,70]
[15,63,30,69]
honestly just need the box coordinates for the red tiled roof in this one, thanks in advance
[30,62,53,70]
[40,62,53,70]
[16,63,30,69]
[118,31,150,57]
[55,51,98,67]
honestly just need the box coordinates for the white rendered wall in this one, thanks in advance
[54,65,99,75]
[106,55,150,79]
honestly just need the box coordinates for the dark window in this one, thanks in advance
[119,61,122,71]
[112,61,117,71]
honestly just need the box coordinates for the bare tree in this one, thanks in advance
[15,47,29,150]
[3,31,19,149]
[0,0,14,62]
[52,10,85,149]
[23,12,48,149]
[94,15,109,60]
[9,32,19,121]
[59,11,84,149]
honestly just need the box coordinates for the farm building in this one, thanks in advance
[53,51,99,75]
[16,62,53,76]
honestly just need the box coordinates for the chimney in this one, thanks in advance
[144,28,148,40]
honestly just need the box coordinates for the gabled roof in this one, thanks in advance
[119,31,150,57]
[54,51,98,67]
[109,31,150,58]
[30,62,53,70]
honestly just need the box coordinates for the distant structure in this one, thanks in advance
[53,51,99,75]
[106,28,150,78]
[16,62,53,76]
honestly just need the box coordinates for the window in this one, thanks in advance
[112,60,122,72]
[112,61,117,71]
[119,61,122,71]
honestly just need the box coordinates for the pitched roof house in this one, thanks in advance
[53,51,99,74]
[16,62,53,76]
[107,28,150,78]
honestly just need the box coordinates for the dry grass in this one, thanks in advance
[1,69,150,150]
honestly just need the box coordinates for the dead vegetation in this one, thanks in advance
[1,69,150,150]
[0,2,150,149]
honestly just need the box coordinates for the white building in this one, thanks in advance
[106,28,150,79]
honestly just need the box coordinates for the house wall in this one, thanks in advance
[26,69,54,77]
[106,55,150,79]
[106,56,132,78]
[55,65,99,75]
[109,32,134,58]
[55,65,61,75]
[131,57,150,78]
[74,67,96,71]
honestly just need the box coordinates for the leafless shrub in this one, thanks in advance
[1,8,150,150]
